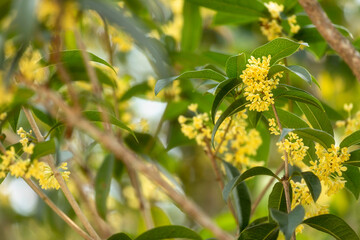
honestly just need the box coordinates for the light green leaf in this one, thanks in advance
[268,64,313,85]
[223,167,280,201]
[213,12,259,25]
[186,0,265,16]
[211,78,242,123]
[155,69,226,95]
[181,1,202,52]
[238,223,279,240]
[270,205,305,240]
[281,128,335,149]
[223,161,251,231]
[225,53,247,79]
[211,97,247,146]
[340,130,360,148]
[297,102,333,136]
[135,225,202,240]
[31,139,56,160]
[251,38,308,66]
[303,214,360,240]
[95,154,114,219]
[83,111,136,141]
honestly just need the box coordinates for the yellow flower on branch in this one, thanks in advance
[276,132,308,166]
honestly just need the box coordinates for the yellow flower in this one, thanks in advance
[0,113,7,121]
[241,55,282,112]
[277,132,309,166]
[264,2,284,19]
[344,103,353,113]
[9,159,30,178]
[38,162,70,190]
[268,118,280,135]
[287,15,300,34]
[188,103,198,113]
[260,18,283,41]
[178,115,187,124]
[140,119,149,132]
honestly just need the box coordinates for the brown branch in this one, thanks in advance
[298,0,360,81]
[37,87,233,240]
[22,107,101,240]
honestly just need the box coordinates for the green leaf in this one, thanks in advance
[31,139,56,160]
[264,108,309,129]
[340,130,360,148]
[107,233,133,240]
[273,88,324,111]
[345,149,360,167]
[225,53,247,79]
[213,12,259,25]
[95,154,114,219]
[211,78,242,123]
[186,0,265,16]
[343,165,360,199]
[83,111,136,141]
[281,128,335,149]
[270,205,305,240]
[322,102,344,121]
[268,182,288,215]
[297,171,322,202]
[268,65,313,85]
[7,106,21,132]
[297,102,333,136]
[251,38,308,66]
[303,214,360,240]
[155,69,226,95]
[181,1,202,52]
[163,101,189,120]
[238,223,279,240]
[211,97,247,146]
[223,161,251,231]
[119,82,150,102]
[223,167,280,201]
[32,107,55,127]
[45,50,116,72]
[135,225,202,240]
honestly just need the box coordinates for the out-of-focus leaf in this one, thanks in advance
[163,101,189,121]
[32,107,55,127]
[251,38,308,66]
[213,12,259,25]
[345,149,360,167]
[107,233,133,240]
[119,82,150,102]
[155,69,226,95]
[303,214,360,240]
[95,154,114,219]
[134,225,202,240]
[181,1,202,52]
[270,205,305,240]
[31,139,56,160]
[342,165,360,199]
[223,167,280,201]
[223,161,251,231]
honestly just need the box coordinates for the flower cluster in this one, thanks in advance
[19,49,48,84]
[0,128,70,190]
[336,103,360,136]
[241,55,282,112]
[179,104,262,167]
[310,144,349,196]
[268,118,280,135]
[276,132,309,166]
[259,2,300,40]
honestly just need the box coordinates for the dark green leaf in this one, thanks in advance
[343,165,360,199]
[163,101,189,120]
[225,53,247,79]
[238,223,279,240]
[340,130,360,148]
[297,102,333,136]
[300,171,322,202]
[268,182,288,215]
[95,154,114,219]
[119,82,150,102]
[345,149,360,167]
[7,106,21,132]
[45,50,116,72]
[281,128,335,149]
[273,88,324,111]
[211,97,247,146]
[251,38,308,66]
[107,233,132,240]
[31,139,56,160]
[186,0,265,16]
[135,225,202,240]
[223,167,280,201]
[155,69,226,95]
[322,102,344,121]
[264,108,309,129]
[32,107,55,127]
[303,214,360,240]
[83,111,136,141]
[211,78,242,123]
[181,1,202,52]
[268,65,313,85]
[270,206,305,240]
[223,161,251,231]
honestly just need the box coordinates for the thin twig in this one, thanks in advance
[298,0,360,81]
[38,87,233,240]
[22,107,101,240]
